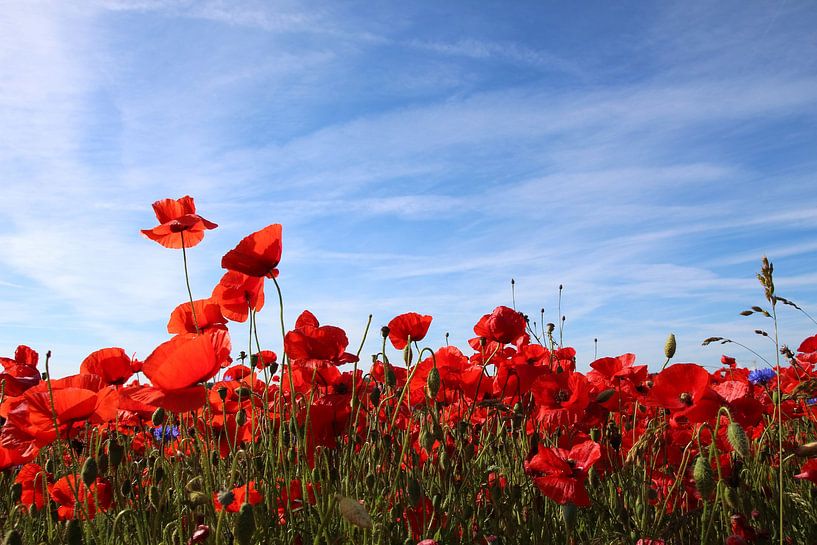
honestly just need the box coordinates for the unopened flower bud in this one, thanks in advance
[727,422,750,458]
[693,455,715,499]
[151,407,166,426]
[234,503,256,545]
[235,408,248,426]
[426,367,441,399]
[336,494,373,529]
[81,457,99,488]
[664,333,677,359]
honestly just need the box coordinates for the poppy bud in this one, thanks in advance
[210,450,220,467]
[234,503,256,545]
[148,485,161,507]
[722,483,740,511]
[45,459,55,474]
[66,519,83,545]
[236,408,248,426]
[10,483,23,505]
[664,334,677,359]
[562,502,578,533]
[2,530,22,545]
[336,494,373,529]
[427,367,441,399]
[408,477,422,505]
[385,366,396,388]
[108,439,124,468]
[188,491,209,506]
[589,428,601,442]
[381,326,390,339]
[693,455,715,499]
[403,345,413,366]
[81,457,98,488]
[151,407,166,426]
[727,422,750,458]
[365,473,376,489]
[121,480,132,496]
[370,386,381,406]
[96,452,109,474]
[595,388,615,404]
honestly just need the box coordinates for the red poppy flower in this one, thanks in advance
[167,298,227,335]
[0,345,38,368]
[795,459,817,486]
[471,306,528,346]
[211,271,265,322]
[797,333,817,354]
[214,481,264,512]
[284,311,358,366]
[252,350,277,370]
[524,440,601,507]
[79,347,134,385]
[646,363,723,424]
[4,374,118,445]
[141,195,217,249]
[221,224,283,278]
[143,329,231,391]
[387,312,433,350]
[15,463,50,511]
[49,474,112,520]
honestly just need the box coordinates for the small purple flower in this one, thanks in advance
[152,425,180,442]
[748,368,776,386]
[807,397,817,406]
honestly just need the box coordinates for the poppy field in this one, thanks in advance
[2,196,817,545]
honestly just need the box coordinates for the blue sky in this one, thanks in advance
[1,1,816,377]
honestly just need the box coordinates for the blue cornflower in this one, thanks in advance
[152,425,180,442]
[807,397,817,406]
[748,368,776,386]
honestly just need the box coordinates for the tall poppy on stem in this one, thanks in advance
[142,196,217,334]
[222,224,283,279]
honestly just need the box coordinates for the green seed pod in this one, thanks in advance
[235,386,253,398]
[403,345,413,366]
[3,530,22,545]
[664,333,677,359]
[772,390,780,405]
[234,503,256,545]
[66,519,83,545]
[693,455,715,499]
[108,439,124,468]
[151,407,166,426]
[10,482,22,503]
[427,367,441,399]
[562,502,578,533]
[217,386,229,401]
[235,408,248,427]
[81,457,99,488]
[727,422,750,458]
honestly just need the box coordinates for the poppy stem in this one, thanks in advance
[180,232,200,334]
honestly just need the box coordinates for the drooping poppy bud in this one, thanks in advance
[336,494,373,529]
[727,422,750,458]
[81,457,99,488]
[234,503,256,545]
[694,455,715,499]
